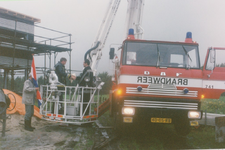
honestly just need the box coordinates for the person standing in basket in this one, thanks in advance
[22,73,39,131]
[79,59,93,115]
[54,57,68,85]
[54,57,69,114]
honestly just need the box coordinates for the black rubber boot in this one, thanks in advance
[29,119,35,130]
[24,120,33,131]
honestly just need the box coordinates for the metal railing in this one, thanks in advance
[40,85,101,125]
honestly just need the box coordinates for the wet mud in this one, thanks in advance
[0,114,194,150]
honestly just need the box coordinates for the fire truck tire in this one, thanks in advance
[174,118,191,136]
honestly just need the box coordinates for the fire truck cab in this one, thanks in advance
[110,31,225,136]
[202,47,225,99]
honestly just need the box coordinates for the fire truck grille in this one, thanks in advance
[124,100,198,110]
[126,87,198,97]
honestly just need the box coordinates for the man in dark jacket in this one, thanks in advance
[54,57,68,85]
[22,73,39,131]
[79,59,93,87]
[54,57,68,114]
[79,59,93,115]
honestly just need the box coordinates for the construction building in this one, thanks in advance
[0,7,72,92]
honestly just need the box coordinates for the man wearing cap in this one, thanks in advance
[22,73,39,131]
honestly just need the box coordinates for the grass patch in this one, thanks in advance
[115,125,225,149]
[85,139,94,147]
[187,126,225,149]
[201,96,225,114]
[119,138,141,150]
[97,110,113,126]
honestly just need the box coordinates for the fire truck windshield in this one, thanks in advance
[123,41,200,69]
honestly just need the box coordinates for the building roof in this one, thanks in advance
[0,7,41,23]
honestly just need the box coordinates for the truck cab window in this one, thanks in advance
[123,42,157,66]
[123,41,200,69]
[185,47,199,68]
[170,54,183,67]
[206,49,225,70]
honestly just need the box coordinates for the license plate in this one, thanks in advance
[123,117,133,123]
[151,117,172,123]
[190,121,199,126]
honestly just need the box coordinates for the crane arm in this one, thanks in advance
[125,0,145,39]
[84,0,145,75]
[84,0,121,73]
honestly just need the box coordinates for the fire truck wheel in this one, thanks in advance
[174,119,191,136]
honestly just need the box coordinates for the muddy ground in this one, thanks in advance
[0,114,118,150]
[0,113,192,150]
[1,113,222,150]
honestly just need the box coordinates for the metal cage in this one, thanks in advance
[40,84,103,125]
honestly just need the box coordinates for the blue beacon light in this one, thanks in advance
[186,32,192,39]
[185,32,193,43]
[127,28,135,39]
[129,28,134,35]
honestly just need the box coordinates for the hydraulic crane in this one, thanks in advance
[40,0,146,124]
[84,0,145,75]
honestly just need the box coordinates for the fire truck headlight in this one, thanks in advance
[122,107,135,115]
[188,111,201,119]
[183,88,189,94]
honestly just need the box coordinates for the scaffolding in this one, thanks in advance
[0,7,73,92]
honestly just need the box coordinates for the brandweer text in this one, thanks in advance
[137,76,188,85]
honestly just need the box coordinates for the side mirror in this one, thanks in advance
[109,48,115,60]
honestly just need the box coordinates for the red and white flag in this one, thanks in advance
[31,56,42,107]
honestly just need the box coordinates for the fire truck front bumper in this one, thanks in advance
[118,97,202,125]
[121,108,202,124]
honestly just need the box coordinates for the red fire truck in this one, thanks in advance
[40,0,225,136]
[108,31,225,136]
[81,0,225,135]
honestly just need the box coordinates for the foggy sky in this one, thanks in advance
[1,0,225,74]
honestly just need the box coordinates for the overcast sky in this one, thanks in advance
[1,0,225,74]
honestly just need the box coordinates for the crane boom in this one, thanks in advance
[125,0,145,39]
[84,0,145,74]
[85,0,121,73]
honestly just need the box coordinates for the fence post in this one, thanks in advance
[205,110,207,126]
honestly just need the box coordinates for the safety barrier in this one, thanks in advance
[40,85,101,125]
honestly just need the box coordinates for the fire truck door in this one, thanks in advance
[202,47,225,99]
